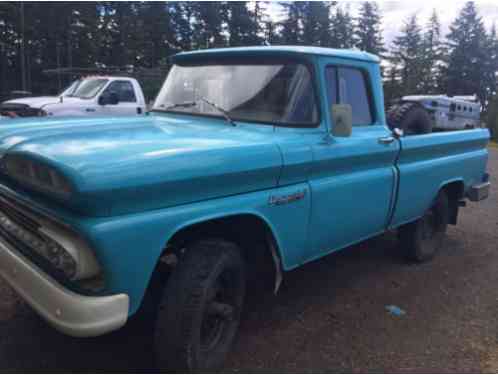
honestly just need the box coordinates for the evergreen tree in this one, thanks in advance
[383,63,403,105]
[140,3,179,67]
[420,9,444,94]
[355,2,385,55]
[264,20,281,45]
[0,2,19,96]
[251,1,266,44]
[481,23,498,136]
[484,23,498,97]
[301,2,332,46]
[173,2,196,51]
[226,2,262,47]
[444,2,492,106]
[279,2,304,44]
[2,0,498,110]
[389,14,424,95]
[191,2,228,49]
[330,5,355,49]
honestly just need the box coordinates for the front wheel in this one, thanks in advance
[398,190,449,262]
[154,239,245,372]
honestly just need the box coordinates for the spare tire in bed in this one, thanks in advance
[386,102,433,135]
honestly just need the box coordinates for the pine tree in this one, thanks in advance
[301,2,332,46]
[250,1,265,45]
[420,9,444,94]
[389,14,424,95]
[191,2,228,49]
[173,2,196,51]
[330,5,355,49]
[383,63,403,105]
[481,23,498,135]
[0,2,20,95]
[484,23,498,97]
[279,2,304,44]
[135,2,177,67]
[355,2,385,55]
[444,2,492,106]
[226,2,262,47]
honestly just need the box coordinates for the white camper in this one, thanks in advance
[402,95,481,130]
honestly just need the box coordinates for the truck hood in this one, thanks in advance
[3,96,62,109]
[0,115,282,216]
[3,96,87,109]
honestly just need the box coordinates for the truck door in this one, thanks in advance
[97,80,142,116]
[306,63,399,262]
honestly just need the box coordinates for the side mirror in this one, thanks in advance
[331,104,352,137]
[108,92,119,105]
[98,92,119,106]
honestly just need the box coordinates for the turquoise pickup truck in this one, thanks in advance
[0,47,490,371]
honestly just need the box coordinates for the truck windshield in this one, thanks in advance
[66,78,108,99]
[153,60,318,126]
[59,80,80,97]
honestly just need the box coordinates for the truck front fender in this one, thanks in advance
[83,184,310,315]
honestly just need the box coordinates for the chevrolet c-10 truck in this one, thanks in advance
[0,46,490,371]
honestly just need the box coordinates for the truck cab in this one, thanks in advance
[0,76,146,118]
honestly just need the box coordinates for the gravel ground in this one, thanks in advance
[0,150,497,373]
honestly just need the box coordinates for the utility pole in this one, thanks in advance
[20,2,26,91]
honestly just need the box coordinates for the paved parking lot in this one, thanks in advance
[0,149,496,373]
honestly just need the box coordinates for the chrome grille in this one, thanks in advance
[0,199,77,279]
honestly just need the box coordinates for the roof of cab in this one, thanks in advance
[172,46,380,63]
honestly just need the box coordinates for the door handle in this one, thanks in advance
[85,108,96,112]
[378,136,395,144]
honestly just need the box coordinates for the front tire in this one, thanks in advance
[154,239,245,372]
[399,190,449,262]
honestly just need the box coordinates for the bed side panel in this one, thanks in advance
[391,129,489,228]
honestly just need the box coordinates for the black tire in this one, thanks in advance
[387,101,433,135]
[154,239,245,372]
[398,190,449,262]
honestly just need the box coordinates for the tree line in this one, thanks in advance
[0,1,497,138]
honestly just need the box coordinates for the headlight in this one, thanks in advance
[2,154,72,196]
[39,225,101,281]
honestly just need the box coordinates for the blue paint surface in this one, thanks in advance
[0,47,489,315]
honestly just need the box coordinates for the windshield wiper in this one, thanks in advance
[161,101,197,111]
[198,97,237,127]
[158,99,236,127]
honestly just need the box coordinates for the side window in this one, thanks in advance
[338,67,373,125]
[325,66,373,126]
[103,81,137,103]
[325,67,337,109]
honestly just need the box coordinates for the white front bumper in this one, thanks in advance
[0,239,129,337]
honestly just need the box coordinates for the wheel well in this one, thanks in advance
[165,215,283,292]
[442,181,464,225]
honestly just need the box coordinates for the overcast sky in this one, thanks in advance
[266,1,498,47]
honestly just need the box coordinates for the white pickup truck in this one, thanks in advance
[0,76,147,118]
